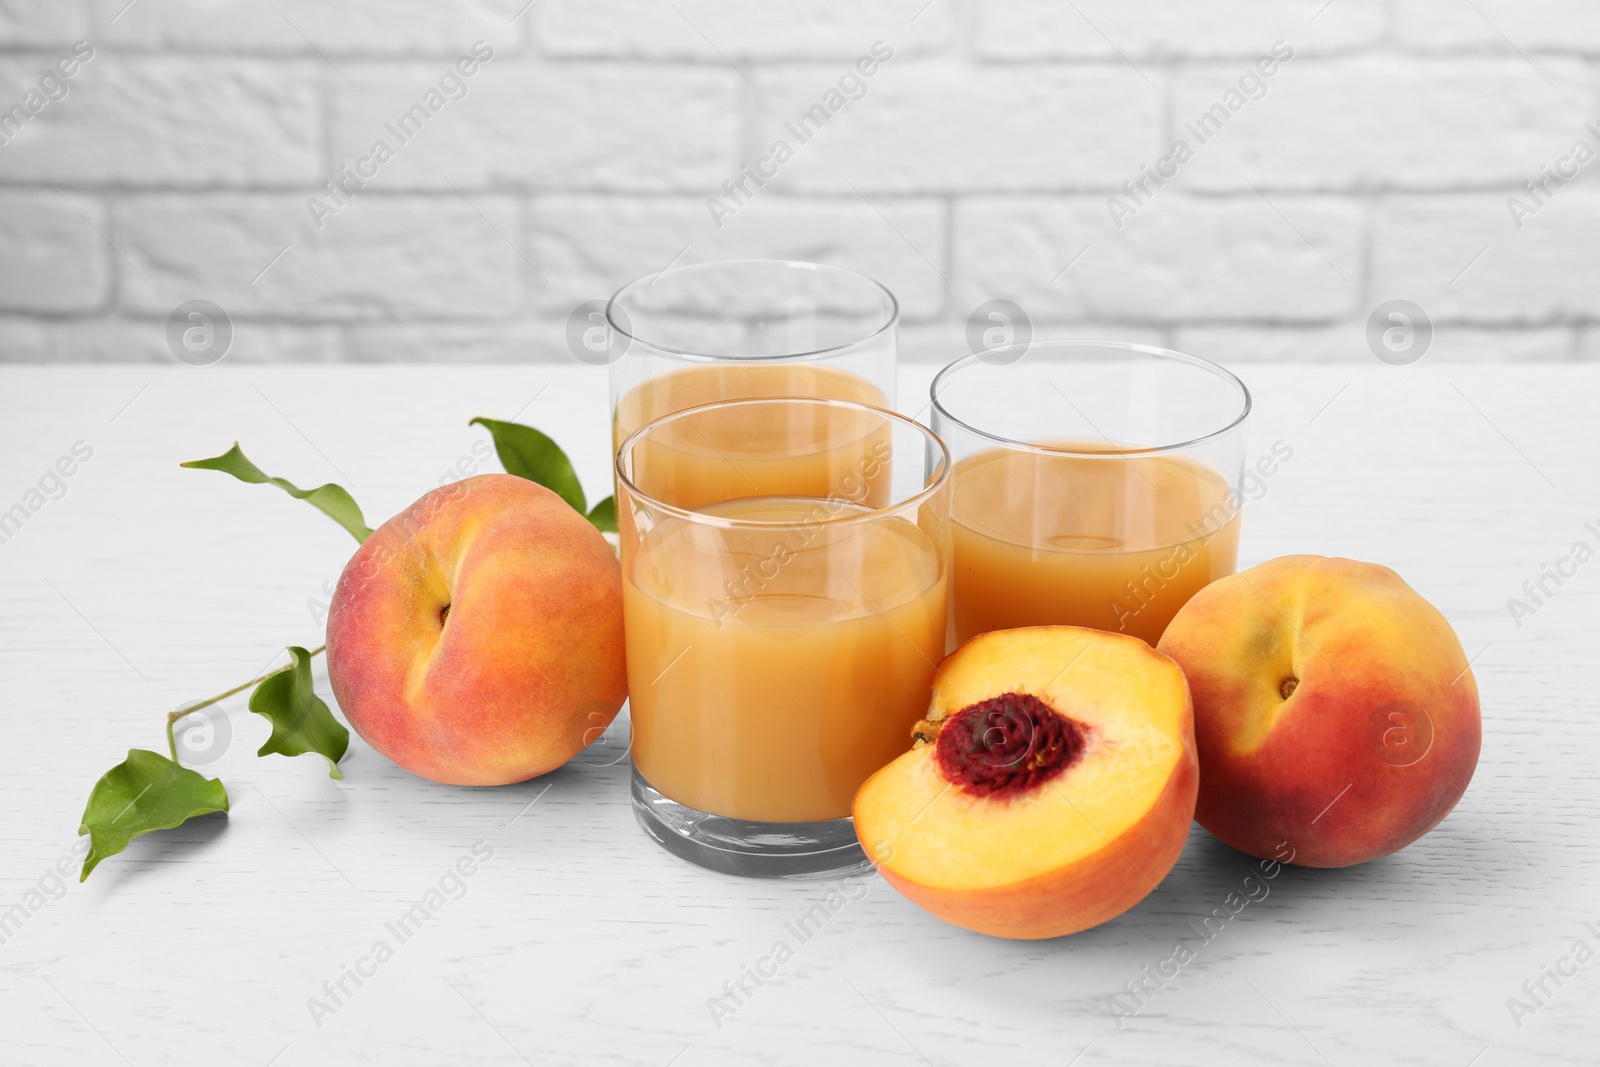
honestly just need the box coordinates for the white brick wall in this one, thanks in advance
[955,196,1364,321]
[0,189,109,311]
[0,0,1596,364]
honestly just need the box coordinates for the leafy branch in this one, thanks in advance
[471,417,616,532]
[78,420,608,882]
[181,442,373,541]
[161,643,327,764]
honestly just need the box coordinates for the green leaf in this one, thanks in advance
[78,749,229,882]
[182,443,372,543]
[249,646,349,779]
[586,495,617,534]
[470,417,587,516]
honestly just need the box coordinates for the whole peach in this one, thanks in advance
[327,474,626,786]
[1157,555,1480,867]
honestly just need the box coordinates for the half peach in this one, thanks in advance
[853,626,1198,939]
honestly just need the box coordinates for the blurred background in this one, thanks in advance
[0,0,1593,365]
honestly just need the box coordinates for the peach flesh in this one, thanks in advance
[853,626,1199,940]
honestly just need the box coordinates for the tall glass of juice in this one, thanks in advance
[931,340,1252,647]
[605,259,898,455]
[617,397,951,877]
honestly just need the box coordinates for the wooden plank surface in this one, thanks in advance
[0,363,1595,1067]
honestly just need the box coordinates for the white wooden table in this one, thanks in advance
[1,362,1596,1067]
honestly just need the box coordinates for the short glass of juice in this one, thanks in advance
[617,396,951,877]
[931,340,1252,646]
[606,259,898,451]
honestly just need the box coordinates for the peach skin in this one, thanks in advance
[327,474,626,786]
[1157,554,1481,867]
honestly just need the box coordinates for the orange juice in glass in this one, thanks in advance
[617,397,951,877]
[613,365,892,511]
[603,259,898,458]
[931,341,1251,646]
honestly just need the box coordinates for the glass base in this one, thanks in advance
[631,768,871,879]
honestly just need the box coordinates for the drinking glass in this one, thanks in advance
[931,340,1252,646]
[616,397,950,877]
[606,259,898,451]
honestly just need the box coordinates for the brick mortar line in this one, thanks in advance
[1355,195,1376,316]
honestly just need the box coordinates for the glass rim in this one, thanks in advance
[604,258,901,363]
[615,395,949,529]
[930,340,1253,458]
